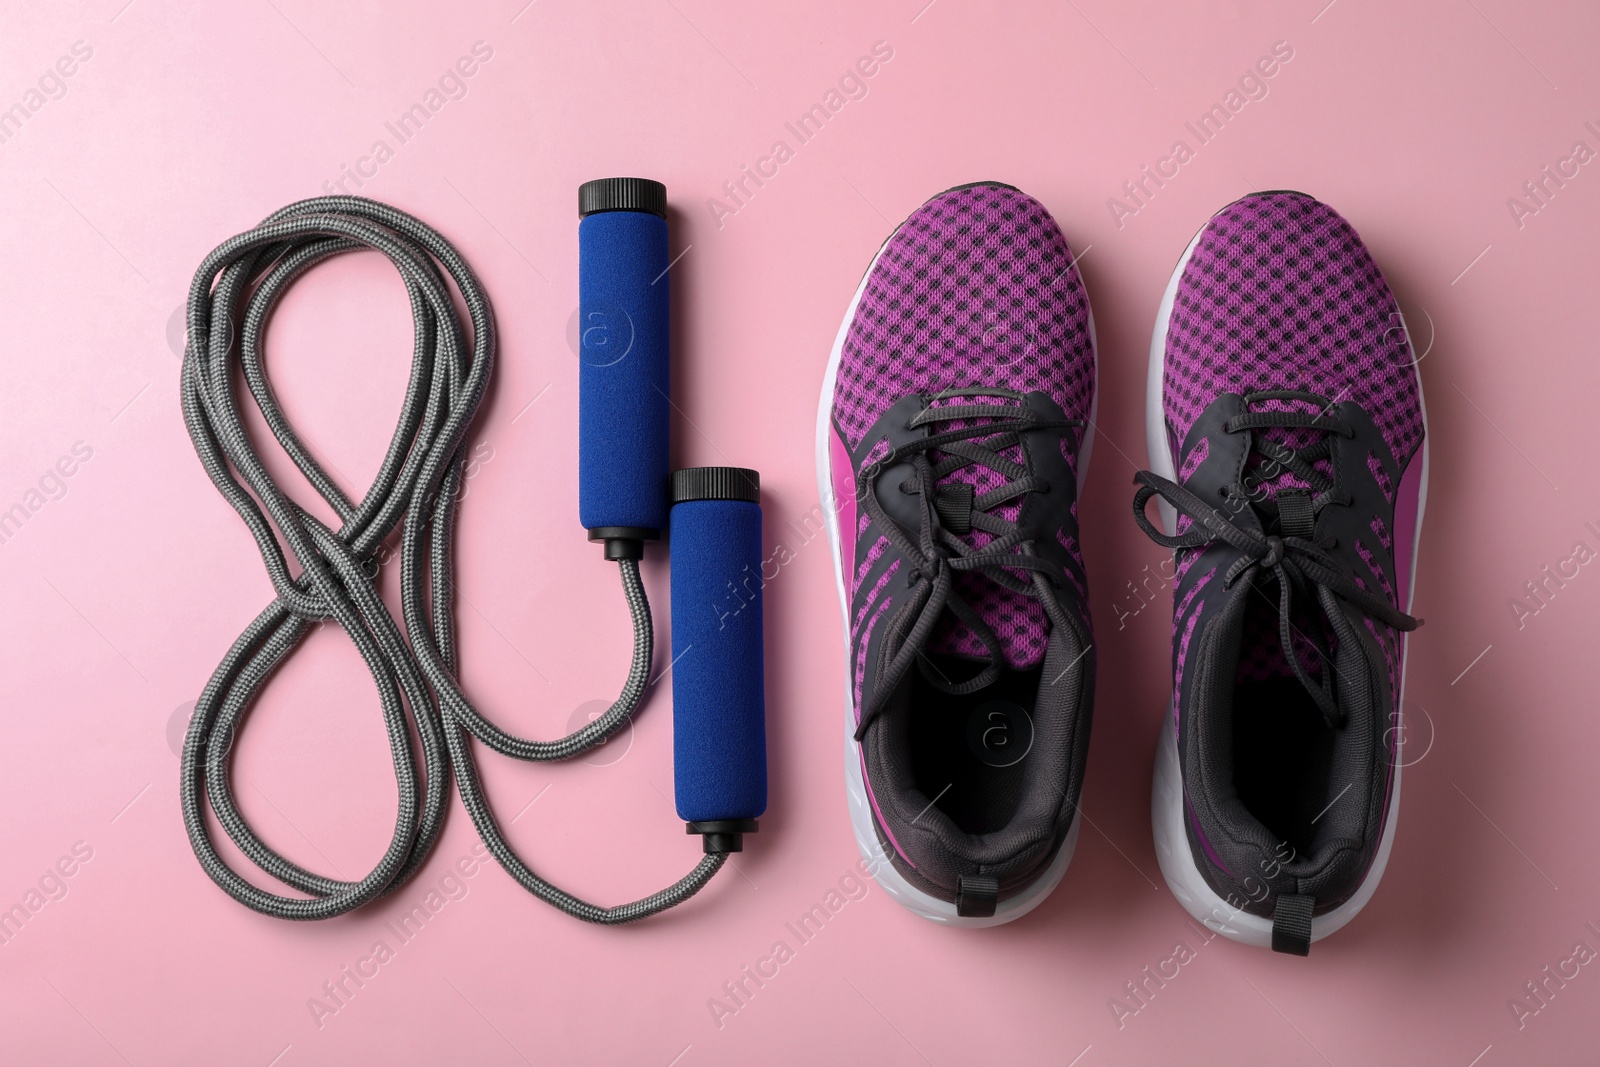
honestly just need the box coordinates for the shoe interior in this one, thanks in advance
[908,656,1042,835]
[1232,675,1338,857]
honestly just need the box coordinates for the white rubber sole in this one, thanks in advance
[1145,204,1429,947]
[816,197,1096,927]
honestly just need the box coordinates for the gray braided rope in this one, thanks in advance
[180,195,723,922]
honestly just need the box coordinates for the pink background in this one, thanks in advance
[1,1,1596,1063]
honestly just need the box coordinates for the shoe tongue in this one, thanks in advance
[1233,570,1325,687]
[922,392,1049,670]
[1231,570,1379,713]
[1224,395,1348,684]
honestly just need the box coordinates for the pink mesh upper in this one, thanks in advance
[833,184,1096,670]
[1162,192,1423,468]
[834,184,1095,451]
[1369,516,1392,551]
[1160,192,1423,691]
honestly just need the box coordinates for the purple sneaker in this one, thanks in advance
[1136,191,1426,954]
[817,183,1097,925]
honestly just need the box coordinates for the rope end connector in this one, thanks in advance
[687,819,758,854]
[587,526,659,561]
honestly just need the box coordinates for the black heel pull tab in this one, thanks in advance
[956,874,999,918]
[1271,893,1315,956]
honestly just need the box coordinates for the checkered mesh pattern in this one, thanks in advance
[1364,616,1402,727]
[925,395,1042,665]
[1355,538,1395,606]
[1232,594,1326,684]
[1175,605,1202,712]
[1367,452,1393,505]
[1173,566,1216,695]
[1058,436,1080,484]
[924,393,1027,525]
[854,535,890,594]
[930,575,1051,666]
[1242,396,1330,493]
[1369,516,1392,552]
[855,559,901,633]
[1178,436,1209,483]
[1162,193,1423,468]
[1163,193,1421,695]
[854,595,892,715]
[833,183,1095,670]
[834,184,1095,449]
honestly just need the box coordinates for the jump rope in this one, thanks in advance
[179,179,766,923]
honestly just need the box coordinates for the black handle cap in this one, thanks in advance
[579,177,667,219]
[670,467,760,505]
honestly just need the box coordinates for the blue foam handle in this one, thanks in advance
[578,210,669,533]
[670,499,767,823]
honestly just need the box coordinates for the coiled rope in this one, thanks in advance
[180,196,723,922]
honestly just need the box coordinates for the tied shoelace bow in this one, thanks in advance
[854,390,1083,741]
[1132,389,1420,728]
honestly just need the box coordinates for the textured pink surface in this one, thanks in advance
[1,2,1597,1064]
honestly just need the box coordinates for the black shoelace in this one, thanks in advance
[854,389,1082,741]
[1132,389,1419,728]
